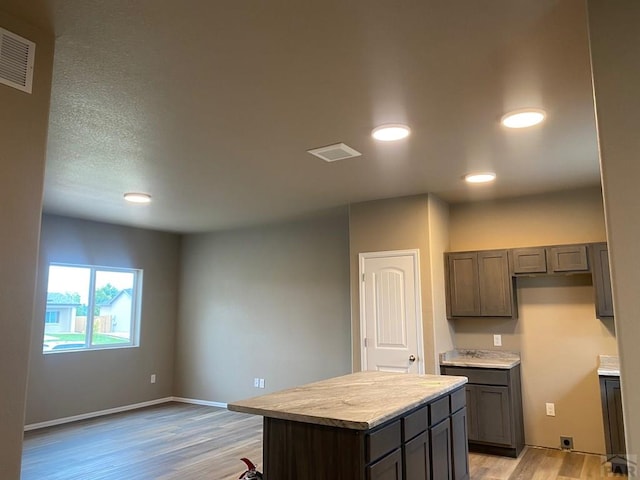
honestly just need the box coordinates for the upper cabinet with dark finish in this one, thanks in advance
[510,248,547,274]
[510,245,589,275]
[590,243,614,318]
[446,250,515,319]
[548,245,589,273]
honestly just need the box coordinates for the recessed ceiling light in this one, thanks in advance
[464,172,496,184]
[124,192,152,204]
[501,109,546,129]
[371,124,411,141]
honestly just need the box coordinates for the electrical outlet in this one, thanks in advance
[546,402,556,416]
[493,334,502,347]
[254,378,260,388]
[259,378,265,389]
[560,436,574,450]
[150,374,156,384]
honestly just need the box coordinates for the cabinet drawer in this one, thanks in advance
[367,420,401,463]
[450,387,466,413]
[429,395,450,426]
[510,248,547,274]
[441,367,510,386]
[403,405,428,441]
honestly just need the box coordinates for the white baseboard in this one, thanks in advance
[24,397,174,431]
[24,396,229,431]
[172,396,227,409]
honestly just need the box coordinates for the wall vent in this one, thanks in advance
[0,27,36,94]
[307,143,362,162]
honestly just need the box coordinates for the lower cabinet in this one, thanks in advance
[599,376,627,475]
[404,431,429,480]
[430,418,452,480]
[262,386,468,479]
[368,448,402,480]
[441,365,524,458]
[451,407,470,480]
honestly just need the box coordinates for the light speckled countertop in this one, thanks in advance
[227,371,467,430]
[598,355,620,376]
[440,349,521,369]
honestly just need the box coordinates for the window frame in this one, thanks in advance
[43,263,143,354]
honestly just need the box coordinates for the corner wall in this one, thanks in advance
[348,194,453,375]
[449,187,615,453]
[26,215,180,424]
[0,11,53,479]
[175,210,351,403]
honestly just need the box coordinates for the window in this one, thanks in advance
[43,264,143,353]
[44,311,60,324]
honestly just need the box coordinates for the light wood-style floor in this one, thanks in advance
[22,403,626,480]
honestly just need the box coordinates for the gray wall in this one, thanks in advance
[0,11,53,479]
[348,194,454,375]
[175,209,351,403]
[26,215,180,424]
[588,0,640,464]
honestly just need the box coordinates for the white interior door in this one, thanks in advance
[360,250,424,374]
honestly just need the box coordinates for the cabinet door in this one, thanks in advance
[510,248,547,274]
[548,245,589,272]
[465,386,478,442]
[451,407,470,480]
[367,448,402,480]
[404,431,430,480]
[447,253,480,317]
[476,386,513,446]
[591,243,614,318]
[477,250,513,316]
[605,379,626,457]
[430,419,452,480]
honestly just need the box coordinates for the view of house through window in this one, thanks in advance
[43,264,142,353]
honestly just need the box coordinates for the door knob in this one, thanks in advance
[409,355,416,362]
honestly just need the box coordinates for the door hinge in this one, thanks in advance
[363,337,368,348]
[362,273,365,282]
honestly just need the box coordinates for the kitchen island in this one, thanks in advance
[228,371,468,480]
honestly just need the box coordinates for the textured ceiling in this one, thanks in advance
[2,0,601,232]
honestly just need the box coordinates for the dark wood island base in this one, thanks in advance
[260,386,468,480]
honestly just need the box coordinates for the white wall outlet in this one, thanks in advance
[254,377,260,388]
[546,402,556,416]
[493,334,502,347]
[150,374,156,384]
[259,378,265,389]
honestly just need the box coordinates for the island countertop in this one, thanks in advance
[227,371,467,430]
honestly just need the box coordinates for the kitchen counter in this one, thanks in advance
[228,370,467,430]
[598,354,620,376]
[439,349,521,369]
[228,371,470,479]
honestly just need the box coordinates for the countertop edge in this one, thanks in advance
[440,359,520,369]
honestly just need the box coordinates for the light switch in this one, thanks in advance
[493,334,502,347]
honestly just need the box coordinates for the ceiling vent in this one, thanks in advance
[0,27,36,94]
[307,143,362,162]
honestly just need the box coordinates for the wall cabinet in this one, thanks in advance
[590,243,614,318]
[599,376,627,475]
[446,250,515,318]
[510,245,589,275]
[440,365,524,458]
[510,247,547,274]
